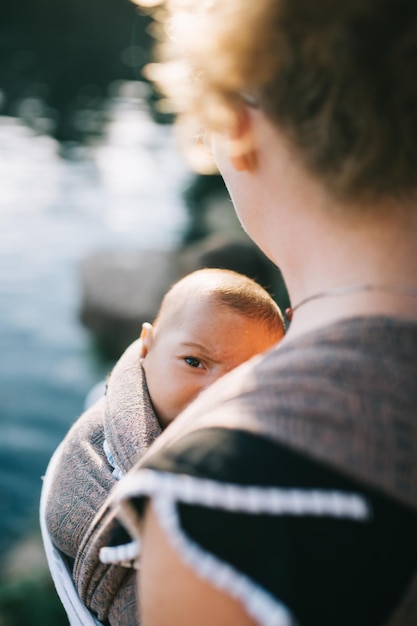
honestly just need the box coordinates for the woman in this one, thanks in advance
[111,1,417,624]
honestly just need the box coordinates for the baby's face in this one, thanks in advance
[141,296,278,428]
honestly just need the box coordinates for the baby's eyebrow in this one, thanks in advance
[180,342,216,360]
[181,341,208,352]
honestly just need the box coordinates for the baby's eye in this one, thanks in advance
[184,356,203,369]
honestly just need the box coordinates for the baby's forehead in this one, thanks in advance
[156,287,213,328]
[174,274,226,298]
[180,293,268,336]
[171,289,229,320]
[164,281,222,312]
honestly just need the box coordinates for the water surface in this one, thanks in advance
[0,89,188,562]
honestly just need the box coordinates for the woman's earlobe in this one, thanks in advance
[230,148,257,172]
[140,322,154,358]
[228,108,257,172]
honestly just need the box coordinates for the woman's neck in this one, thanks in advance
[249,109,417,339]
[280,208,417,340]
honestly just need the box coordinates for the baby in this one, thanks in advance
[139,267,285,429]
[43,268,285,625]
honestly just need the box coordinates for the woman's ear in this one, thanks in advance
[140,322,154,358]
[228,107,257,172]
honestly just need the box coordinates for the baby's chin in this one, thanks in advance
[156,412,176,430]
[158,401,195,430]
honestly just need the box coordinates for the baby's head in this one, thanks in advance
[140,268,285,428]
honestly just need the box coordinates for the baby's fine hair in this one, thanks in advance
[154,268,285,338]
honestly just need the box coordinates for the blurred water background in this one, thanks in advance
[0,0,193,576]
[0,88,190,565]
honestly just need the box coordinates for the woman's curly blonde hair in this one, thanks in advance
[135,0,417,204]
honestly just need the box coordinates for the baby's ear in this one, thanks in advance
[140,322,154,358]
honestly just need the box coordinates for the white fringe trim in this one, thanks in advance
[114,469,371,520]
[152,495,297,626]
[113,469,371,626]
[99,540,140,568]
